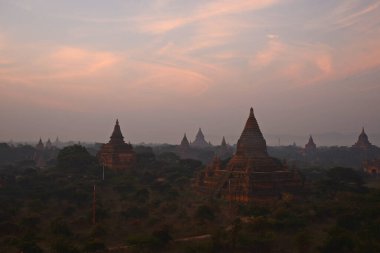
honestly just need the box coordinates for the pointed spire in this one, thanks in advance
[196,128,205,139]
[36,138,44,150]
[180,133,190,148]
[235,107,267,156]
[221,136,227,147]
[305,135,316,151]
[109,119,124,144]
[192,128,209,148]
[46,138,52,149]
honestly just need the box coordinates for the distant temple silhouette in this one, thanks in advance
[194,108,303,202]
[305,135,316,152]
[191,128,211,148]
[216,136,233,160]
[97,119,136,170]
[34,138,46,168]
[180,133,190,149]
[352,128,374,150]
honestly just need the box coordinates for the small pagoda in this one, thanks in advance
[194,108,303,202]
[216,136,233,159]
[180,134,190,149]
[191,128,211,148]
[97,119,136,170]
[305,135,317,152]
[34,138,46,168]
[45,138,53,149]
[352,128,374,150]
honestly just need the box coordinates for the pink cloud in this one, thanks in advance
[47,47,121,78]
[0,46,121,85]
[337,39,380,79]
[138,0,279,34]
[126,60,212,96]
[251,36,285,68]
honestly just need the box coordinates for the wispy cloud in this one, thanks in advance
[137,0,280,34]
[333,0,380,29]
[0,45,121,84]
[251,35,285,68]
[46,47,121,78]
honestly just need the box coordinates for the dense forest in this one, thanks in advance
[0,144,380,252]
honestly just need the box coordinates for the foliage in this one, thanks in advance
[195,205,215,222]
[57,145,97,171]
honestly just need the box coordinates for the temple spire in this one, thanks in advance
[180,133,190,148]
[192,128,210,148]
[221,136,227,147]
[353,127,372,149]
[235,107,267,156]
[196,128,204,139]
[36,138,44,150]
[110,119,124,144]
[305,135,316,151]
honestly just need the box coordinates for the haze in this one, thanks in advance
[1,0,380,145]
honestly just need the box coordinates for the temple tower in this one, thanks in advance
[216,136,233,160]
[192,128,211,148]
[352,128,373,150]
[180,134,190,149]
[194,108,303,202]
[221,137,227,147]
[97,119,136,171]
[34,138,46,167]
[45,138,53,149]
[235,108,267,157]
[305,135,316,152]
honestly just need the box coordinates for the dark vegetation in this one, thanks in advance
[268,145,380,169]
[0,143,380,252]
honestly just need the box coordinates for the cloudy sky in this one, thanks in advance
[1,0,380,145]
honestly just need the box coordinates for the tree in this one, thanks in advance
[57,145,97,171]
[195,205,215,222]
[326,167,364,189]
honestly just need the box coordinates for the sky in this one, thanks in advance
[1,0,380,146]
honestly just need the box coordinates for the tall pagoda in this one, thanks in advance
[194,108,303,202]
[191,128,211,148]
[352,128,374,150]
[97,119,136,170]
[305,135,316,152]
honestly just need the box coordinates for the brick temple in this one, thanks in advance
[97,119,136,170]
[194,108,303,202]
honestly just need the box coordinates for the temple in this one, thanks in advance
[45,138,53,149]
[194,108,303,202]
[216,136,233,160]
[34,138,46,168]
[97,119,136,170]
[180,134,190,149]
[352,128,374,150]
[305,135,316,152]
[191,128,211,148]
